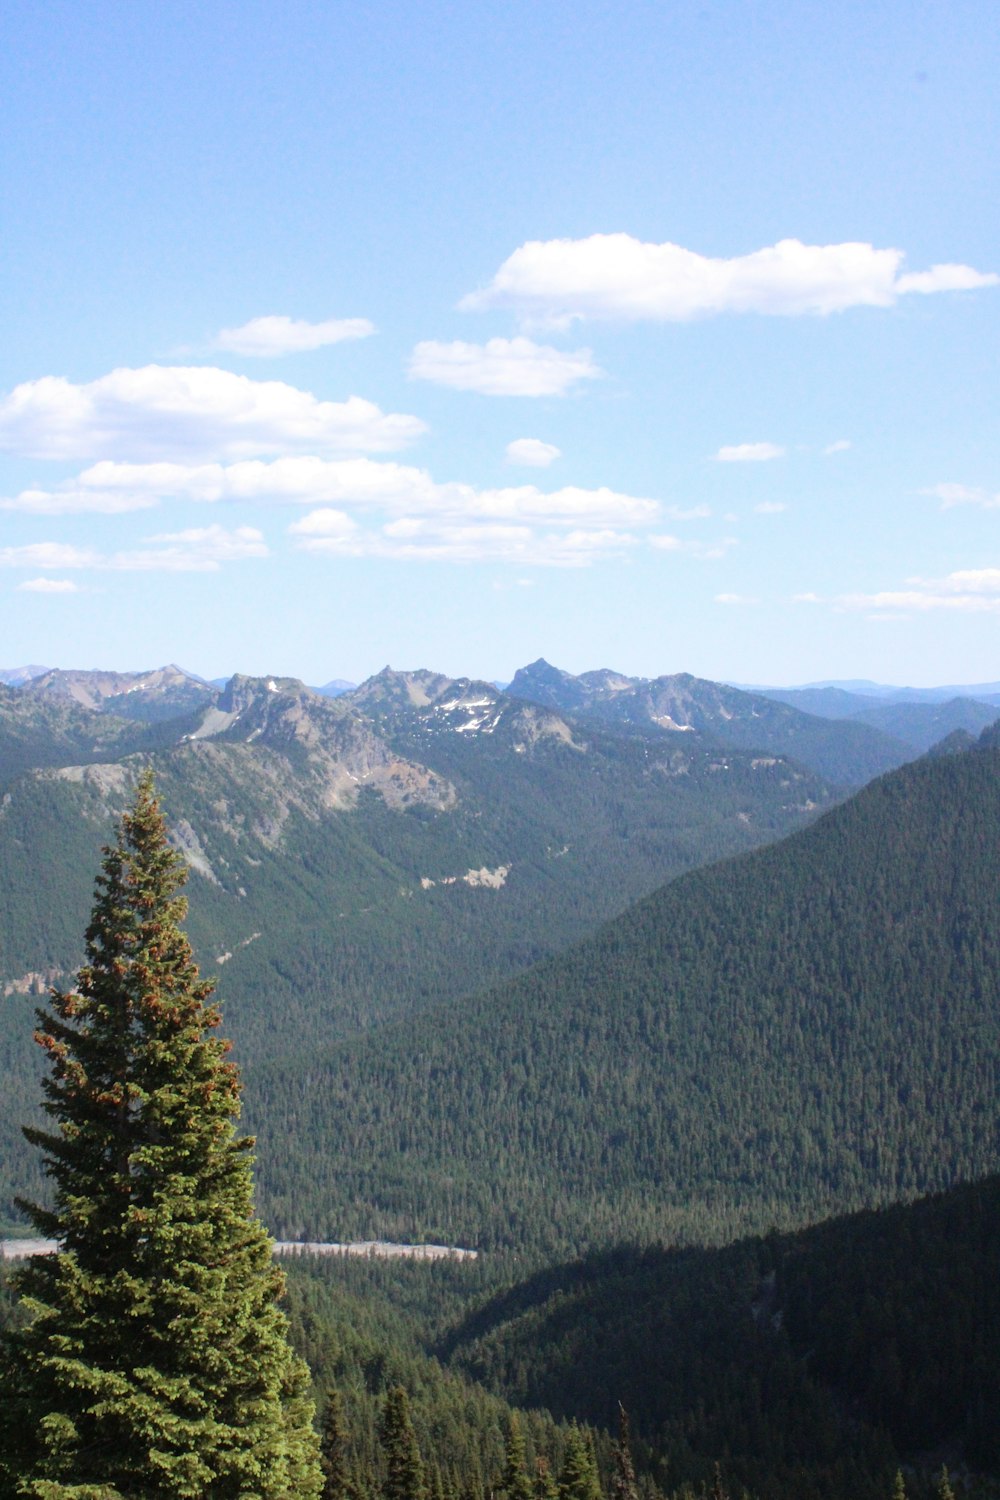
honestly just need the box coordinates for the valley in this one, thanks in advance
[1,658,998,1498]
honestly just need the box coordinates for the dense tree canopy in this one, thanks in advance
[0,772,321,1498]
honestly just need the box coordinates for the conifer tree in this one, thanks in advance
[936,1467,956,1500]
[502,1414,534,1500]
[0,771,322,1499]
[322,1388,353,1500]
[381,1386,426,1500]
[533,1457,560,1500]
[558,1428,601,1500]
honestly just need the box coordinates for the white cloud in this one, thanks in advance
[649,534,737,559]
[460,234,997,327]
[7,450,728,574]
[291,512,636,567]
[838,567,1000,615]
[213,315,375,357]
[62,456,659,528]
[408,338,601,396]
[0,542,102,570]
[843,591,1000,614]
[0,484,158,515]
[931,567,1000,594]
[17,577,79,594]
[895,264,998,295]
[0,526,266,574]
[716,442,785,463]
[754,501,787,514]
[0,365,425,462]
[924,482,1000,510]
[117,525,268,571]
[286,508,359,540]
[715,593,760,605]
[505,438,561,467]
[823,439,851,455]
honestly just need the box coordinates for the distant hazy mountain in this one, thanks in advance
[508,658,910,785]
[747,685,889,718]
[0,665,49,686]
[754,686,1000,751]
[750,677,1000,705]
[847,696,999,750]
[21,664,215,722]
[315,678,357,697]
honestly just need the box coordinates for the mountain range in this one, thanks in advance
[2,656,1000,1497]
[2,659,997,1250]
[0,657,876,1226]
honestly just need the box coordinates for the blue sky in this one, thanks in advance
[2,1,998,688]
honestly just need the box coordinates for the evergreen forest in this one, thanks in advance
[0,664,998,1497]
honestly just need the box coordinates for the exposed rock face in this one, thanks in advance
[24,665,214,721]
[346,667,586,752]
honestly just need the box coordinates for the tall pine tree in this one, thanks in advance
[0,771,322,1499]
[381,1386,426,1500]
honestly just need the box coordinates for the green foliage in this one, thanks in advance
[439,1176,1000,1497]
[559,1428,603,1500]
[503,1414,534,1500]
[244,743,1000,1249]
[321,1388,354,1500]
[0,773,321,1498]
[382,1386,427,1500]
[0,679,844,1229]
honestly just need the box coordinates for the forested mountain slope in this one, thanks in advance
[245,735,1000,1249]
[0,682,178,785]
[439,1175,1000,1496]
[0,669,842,1227]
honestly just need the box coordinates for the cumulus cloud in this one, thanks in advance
[17,577,79,593]
[460,234,997,327]
[0,526,266,574]
[5,449,727,573]
[716,442,785,463]
[0,365,425,462]
[213,315,375,357]
[408,338,600,396]
[838,566,1000,614]
[924,482,1000,510]
[824,439,852,455]
[56,456,659,528]
[505,438,561,467]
